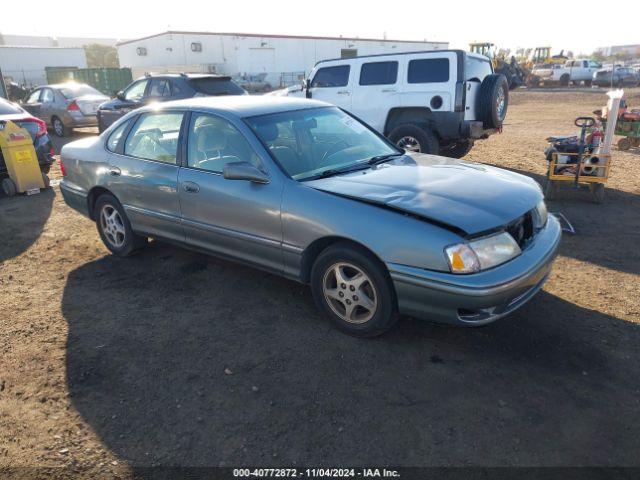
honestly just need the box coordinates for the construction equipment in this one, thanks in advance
[469,42,526,90]
[0,120,46,196]
[544,91,623,203]
[523,47,570,87]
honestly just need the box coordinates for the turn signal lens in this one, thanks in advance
[445,244,480,274]
[445,232,522,274]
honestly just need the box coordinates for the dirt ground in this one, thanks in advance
[1,89,640,478]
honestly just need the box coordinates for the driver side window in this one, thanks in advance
[124,80,148,101]
[187,114,261,173]
[26,90,41,104]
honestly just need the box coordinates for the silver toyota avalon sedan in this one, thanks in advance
[60,96,561,337]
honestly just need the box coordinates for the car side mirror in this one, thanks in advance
[223,161,269,184]
[304,79,312,99]
[116,91,125,101]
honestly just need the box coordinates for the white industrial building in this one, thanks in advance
[117,31,448,87]
[0,46,87,86]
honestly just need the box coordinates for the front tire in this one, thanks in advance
[388,124,439,155]
[311,243,398,337]
[94,194,147,257]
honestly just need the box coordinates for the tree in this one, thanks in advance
[84,44,120,68]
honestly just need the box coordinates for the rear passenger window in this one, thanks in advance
[311,65,350,88]
[124,112,184,164]
[106,120,129,152]
[359,61,398,85]
[408,58,450,83]
[148,79,171,97]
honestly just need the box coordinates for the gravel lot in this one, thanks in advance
[1,89,639,478]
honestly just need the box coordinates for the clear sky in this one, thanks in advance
[1,0,638,55]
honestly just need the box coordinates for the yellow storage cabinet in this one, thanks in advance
[0,120,45,196]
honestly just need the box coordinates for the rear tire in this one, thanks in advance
[52,117,69,137]
[311,242,398,337]
[94,193,147,257]
[618,138,631,151]
[388,124,439,155]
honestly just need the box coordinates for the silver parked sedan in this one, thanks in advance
[60,96,561,337]
[22,83,109,137]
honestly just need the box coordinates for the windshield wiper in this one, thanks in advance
[367,152,404,165]
[308,163,371,180]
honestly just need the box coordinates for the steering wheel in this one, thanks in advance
[575,117,595,128]
[321,141,350,162]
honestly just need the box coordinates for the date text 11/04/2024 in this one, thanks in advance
[233,468,400,478]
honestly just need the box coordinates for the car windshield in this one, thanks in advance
[59,84,102,98]
[246,107,398,181]
[189,78,247,96]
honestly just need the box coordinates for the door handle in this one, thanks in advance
[381,88,397,93]
[108,166,121,176]
[183,181,200,193]
[337,90,351,95]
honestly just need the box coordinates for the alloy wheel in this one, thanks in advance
[322,262,378,324]
[396,136,421,152]
[496,86,506,121]
[100,204,126,248]
[54,119,64,136]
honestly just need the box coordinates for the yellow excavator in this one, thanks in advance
[523,47,570,86]
[469,42,525,90]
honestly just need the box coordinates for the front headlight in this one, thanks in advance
[445,232,522,274]
[532,200,548,230]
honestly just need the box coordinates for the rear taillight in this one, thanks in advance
[25,117,47,137]
[59,158,67,177]
[67,101,80,111]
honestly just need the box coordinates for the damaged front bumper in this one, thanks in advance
[387,214,562,326]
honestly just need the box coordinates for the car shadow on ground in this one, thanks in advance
[0,187,54,263]
[62,242,640,467]
[50,128,98,155]
[496,167,640,275]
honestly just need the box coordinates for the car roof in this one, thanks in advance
[42,83,94,90]
[136,95,332,118]
[315,49,469,66]
[133,73,232,81]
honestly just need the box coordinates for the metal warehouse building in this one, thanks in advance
[0,45,87,86]
[117,31,448,88]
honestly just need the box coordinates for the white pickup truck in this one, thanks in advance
[531,59,602,87]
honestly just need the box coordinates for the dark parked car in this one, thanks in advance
[0,97,55,189]
[592,67,640,88]
[97,74,247,132]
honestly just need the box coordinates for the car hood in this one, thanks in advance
[305,154,543,235]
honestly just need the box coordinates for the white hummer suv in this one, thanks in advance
[270,50,508,157]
